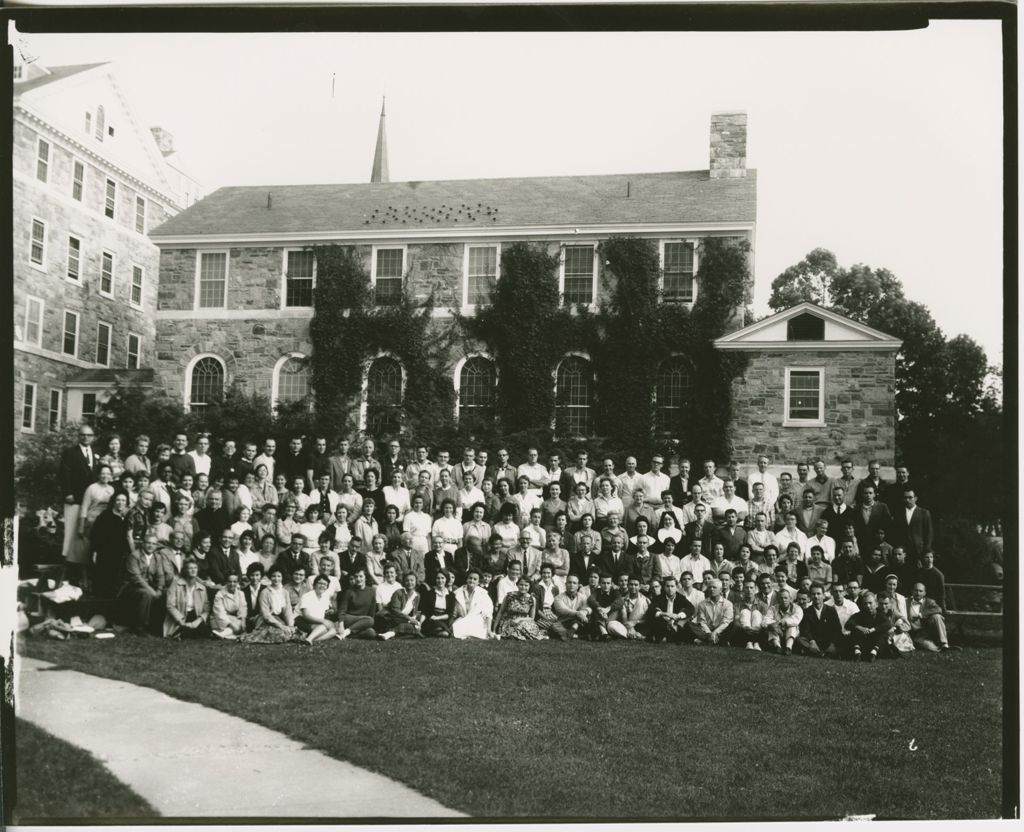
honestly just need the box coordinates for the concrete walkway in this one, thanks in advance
[16,656,464,818]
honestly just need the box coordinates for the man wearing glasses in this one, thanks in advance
[58,425,99,585]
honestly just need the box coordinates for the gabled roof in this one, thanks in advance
[14,62,108,96]
[714,302,902,352]
[149,169,756,241]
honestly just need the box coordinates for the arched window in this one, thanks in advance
[365,356,403,438]
[555,355,593,437]
[655,357,691,435]
[273,354,310,408]
[187,356,224,415]
[95,105,105,142]
[458,356,497,427]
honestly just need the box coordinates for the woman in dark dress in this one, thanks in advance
[90,493,132,598]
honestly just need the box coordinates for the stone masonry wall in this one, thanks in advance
[729,349,897,465]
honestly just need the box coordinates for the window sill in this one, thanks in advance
[29,262,48,274]
[783,418,826,428]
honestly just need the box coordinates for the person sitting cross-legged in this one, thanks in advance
[689,578,734,646]
[607,577,650,640]
[377,571,425,640]
[796,582,843,657]
[763,588,802,655]
[550,574,591,640]
[906,581,951,652]
[297,574,340,644]
[586,573,620,641]
[845,590,890,662]
[732,577,768,650]
[645,576,695,643]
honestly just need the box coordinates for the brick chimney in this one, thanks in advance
[150,126,175,157]
[709,111,747,179]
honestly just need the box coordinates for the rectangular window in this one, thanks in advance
[197,251,228,308]
[21,383,36,432]
[785,368,825,425]
[105,179,116,219]
[96,322,111,367]
[100,251,115,296]
[135,196,146,234]
[72,159,85,201]
[36,139,50,183]
[466,245,498,306]
[373,247,404,305]
[127,333,141,369]
[62,310,79,357]
[66,236,82,282]
[131,265,144,307]
[48,389,62,431]
[30,218,46,266]
[24,297,43,346]
[84,112,92,135]
[562,245,595,305]
[663,241,695,303]
[284,250,315,307]
[81,393,97,424]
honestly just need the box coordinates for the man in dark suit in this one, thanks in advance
[683,502,714,556]
[725,461,749,500]
[669,458,694,506]
[891,488,933,563]
[596,536,635,582]
[795,489,823,535]
[168,432,197,481]
[856,459,887,504]
[645,576,695,642]
[796,583,843,656]
[853,483,892,556]
[59,424,99,578]
[883,466,916,515]
[820,486,854,537]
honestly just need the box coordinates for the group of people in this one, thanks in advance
[53,430,952,656]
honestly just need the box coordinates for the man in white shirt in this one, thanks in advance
[188,434,213,478]
[711,480,748,526]
[834,459,862,508]
[680,539,712,589]
[826,582,859,630]
[516,448,549,498]
[616,456,643,502]
[747,455,779,509]
[405,445,438,488]
[564,450,596,493]
[253,438,277,483]
[806,518,836,563]
[680,485,710,525]
[746,481,775,529]
[308,474,341,516]
[698,459,724,501]
[775,512,810,560]
[678,570,705,607]
[639,455,671,511]
[591,457,618,498]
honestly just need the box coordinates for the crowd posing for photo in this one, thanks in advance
[54,430,952,657]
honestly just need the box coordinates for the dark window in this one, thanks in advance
[374,249,404,305]
[555,356,593,436]
[459,356,497,427]
[366,356,403,437]
[787,313,825,341]
[285,250,315,307]
[655,357,691,434]
[189,357,225,415]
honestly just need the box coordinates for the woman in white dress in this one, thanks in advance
[297,574,339,643]
[402,493,432,555]
[431,499,463,559]
[382,469,412,521]
[451,569,494,640]
[330,504,353,551]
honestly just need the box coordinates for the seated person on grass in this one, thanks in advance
[587,573,620,641]
[451,569,494,640]
[336,568,378,640]
[297,574,340,644]
[163,557,210,639]
[377,571,425,641]
[796,582,842,657]
[689,578,734,645]
[421,570,455,637]
[846,591,890,662]
[607,577,650,640]
[906,581,951,652]
[308,555,342,600]
[763,588,802,655]
[210,572,248,640]
[285,566,308,613]
[733,578,768,650]
[645,576,694,643]
[550,574,591,640]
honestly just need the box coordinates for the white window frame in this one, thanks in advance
[558,242,598,308]
[21,382,37,433]
[130,263,145,309]
[66,234,83,284]
[359,350,407,431]
[36,138,50,184]
[183,353,227,413]
[370,244,407,306]
[461,243,501,311]
[104,177,117,219]
[452,351,499,423]
[783,367,826,427]
[194,249,229,310]
[29,216,47,270]
[24,296,44,347]
[135,195,147,234]
[81,392,98,424]
[271,352,312,409]
[95,320,112,367]
[71,156,86,202]
[551,350,595,436]
[653,352,692,434]
[48,388,63,431]
[62,310,80,358]
[659,239,699,306]
[99,250,116,298]
[281,248,317,310]
[126,332,142,369]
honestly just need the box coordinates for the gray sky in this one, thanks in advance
[20,23,1004,364]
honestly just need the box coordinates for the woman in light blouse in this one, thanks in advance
[462,502,491,546]
[240,566,297,643]
[382,468,412,521]
[431,499,463,558]
[567,480,594,533]
[330,504,353,550]
[211,572,248,640]
[402,493,432,555]
[593,477,624,530]
[492,505,521,549]
[250,463,278,509]
[99,434,125,479]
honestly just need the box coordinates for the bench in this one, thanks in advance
[944,582,1003,640]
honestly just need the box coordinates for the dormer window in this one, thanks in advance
[786,312,825,341]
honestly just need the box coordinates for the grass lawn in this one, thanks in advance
[19,636,1003,820]
[13,718,158,822]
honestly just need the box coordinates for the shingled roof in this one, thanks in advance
[149,169,756,239]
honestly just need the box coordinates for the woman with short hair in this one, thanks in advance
[240,566,298,643]
[211,572,248,640]
[164,558,211,639]
[297,574,339,644]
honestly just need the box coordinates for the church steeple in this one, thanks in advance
[370,97,389,184]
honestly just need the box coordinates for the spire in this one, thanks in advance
[370,97,389,184]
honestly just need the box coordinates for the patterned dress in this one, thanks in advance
[497,593,545,640]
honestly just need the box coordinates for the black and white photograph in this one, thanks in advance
[5,5,1014,825]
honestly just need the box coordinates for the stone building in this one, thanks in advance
[12,56,200,436]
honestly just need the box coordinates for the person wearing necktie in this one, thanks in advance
[59,425,100,585]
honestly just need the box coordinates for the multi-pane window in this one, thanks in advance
[81,393,97,424]
[67,236,82,281]
[22,383,36,432]
[466,246,498,306]
[24,297,43,346]
[100,251,115,296]
[30,219,46,266]
[96,322,111,367]
[72,159,85,201]
[563,245,595,305]
[104,179,116,218]
[131,265,144,307]
[285,250,315,307]
[787,369,824,423]
[663,242,695,303]
[373,248,404,305]
[36,139,50,183]
[95,106,105,142]
[135,196,146,234]
[275,356,310,405]
[366,356,403,437]
[126,333,141,369]
[555,356,593,437]
[62,311,79,357]
[458,356,497,427]
[197,252,228,308]
[655,358,691,434]
[189,357,225,415]
[48,389,62,431]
